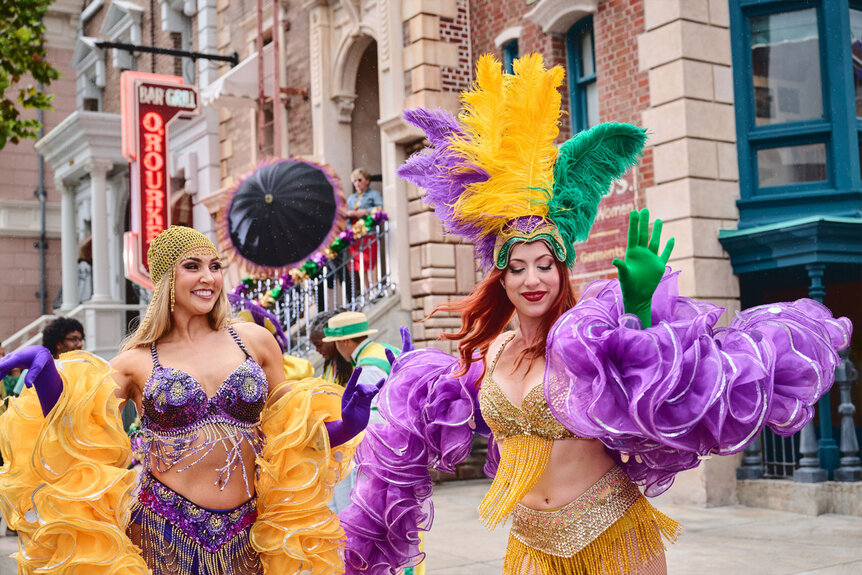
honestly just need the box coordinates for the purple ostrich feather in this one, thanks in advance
[398,108,493,266]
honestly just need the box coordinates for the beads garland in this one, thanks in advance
[230,209,388,309]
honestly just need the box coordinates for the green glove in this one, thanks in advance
[612,209,674,328]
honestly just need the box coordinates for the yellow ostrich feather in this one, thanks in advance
[451,53,564,238]
[455,53,506,175]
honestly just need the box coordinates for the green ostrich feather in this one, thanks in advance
[548,122,647,266]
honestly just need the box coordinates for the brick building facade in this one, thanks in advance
[0,1,79,337]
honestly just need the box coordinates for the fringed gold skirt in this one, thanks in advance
[504,467,680,575]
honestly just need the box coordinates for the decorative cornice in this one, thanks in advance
[35,111,124,185]
[378,113,424,144]
[525,0,597,35]
[719,216,862,273]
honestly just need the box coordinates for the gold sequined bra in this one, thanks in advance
[478,333,578,442]
[476,333,580,528]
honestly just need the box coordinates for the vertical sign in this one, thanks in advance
[121,71,200,289]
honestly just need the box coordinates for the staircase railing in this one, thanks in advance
[2,303,147,352]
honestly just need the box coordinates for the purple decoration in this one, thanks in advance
[545,270,853,496]
[278,273,294,289]
[398,108,495,268]
[509,215,550,233]
[135,472,258,553]
[311,251,328,267]
[340,348,485,575]
[232,283,250,296]
[339,229,354,243]
[371,210,388,224]
[227,293,290,353]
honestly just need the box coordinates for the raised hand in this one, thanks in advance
[0,345,64,416]
[385,326,415,367]
[611,209,674,328]
[325,367,385,447]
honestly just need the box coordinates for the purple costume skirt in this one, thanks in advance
[128,473,263,575]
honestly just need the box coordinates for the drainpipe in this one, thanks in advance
[35,83,47,315]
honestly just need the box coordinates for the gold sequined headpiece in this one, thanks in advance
[148,226,219,285]
[142,226,219,324]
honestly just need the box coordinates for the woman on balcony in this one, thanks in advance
[346,168,383,300]
[0,226,381,574]
[339,54,852,575]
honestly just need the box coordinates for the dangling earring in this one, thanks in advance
[170,268,175,313]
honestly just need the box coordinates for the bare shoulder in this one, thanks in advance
[109,346,151,397]
[231,321,281,358]
[110,346,151,377]
[486,330,516,362]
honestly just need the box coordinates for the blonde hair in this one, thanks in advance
[121,266,232,352]
[351,168,371,182]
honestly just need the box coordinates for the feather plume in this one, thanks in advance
[398,108,489,244]
[450,53,564,239]
[548,122,647,266]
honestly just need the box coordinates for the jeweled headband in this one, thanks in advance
[397,53,647,270]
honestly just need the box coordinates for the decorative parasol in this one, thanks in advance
[218,158,345,274]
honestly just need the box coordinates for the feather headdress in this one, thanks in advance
[398,53,647,270]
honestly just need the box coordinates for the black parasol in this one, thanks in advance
[220,159,344,271]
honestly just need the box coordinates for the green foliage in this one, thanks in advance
[0,0,61,150]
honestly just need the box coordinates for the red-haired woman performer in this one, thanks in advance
[0,226,380,574]
[339,54,852,575]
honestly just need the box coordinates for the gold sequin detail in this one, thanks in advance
[478,334,578,441]
[148,226,218,285]
[479,434,553,529]
[503,467,681,575]
[141,226,219,329]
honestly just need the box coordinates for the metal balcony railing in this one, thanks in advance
[233,222,394,357]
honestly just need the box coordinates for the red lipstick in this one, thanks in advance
[521,291,547,302]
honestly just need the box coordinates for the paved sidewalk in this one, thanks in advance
[2,478,861,574]
[423,479,862,575]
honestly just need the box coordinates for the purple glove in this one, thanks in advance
[0,345,63,416]
[385,326,415,367]
[325,367,384,447]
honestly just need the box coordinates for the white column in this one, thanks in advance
[87,160,113,302]
[58,178,79,311]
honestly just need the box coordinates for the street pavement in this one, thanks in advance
[1,478,861,574]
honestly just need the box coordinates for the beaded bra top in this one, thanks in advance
[139,325,267,496]
[478,333,578,442]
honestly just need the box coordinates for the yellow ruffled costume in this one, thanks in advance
[0,353,146,573]
[0,351,360,574]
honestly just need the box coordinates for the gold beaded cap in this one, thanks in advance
[148,226,219,284]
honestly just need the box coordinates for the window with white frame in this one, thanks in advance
[100,0,144,71]
[73,37,106,112]
[566,16,598,133]
[160,0,196,84]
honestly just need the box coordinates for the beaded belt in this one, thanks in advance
[510,466,642,557]
[134,472,258,553]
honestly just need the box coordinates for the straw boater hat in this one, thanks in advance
[321,311,378,342]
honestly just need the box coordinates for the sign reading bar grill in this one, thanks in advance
[121,71,200,289]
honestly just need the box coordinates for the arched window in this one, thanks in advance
[503,40,519,74]
[566,16,597,133]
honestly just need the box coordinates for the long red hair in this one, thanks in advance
[428,257,577,377]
